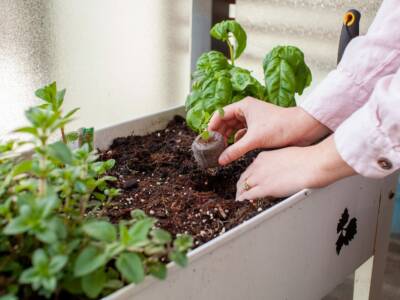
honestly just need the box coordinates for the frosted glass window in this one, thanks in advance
[0,0,190,138]
[236,0,382,101]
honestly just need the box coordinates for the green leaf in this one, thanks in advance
[74,246,108,277]
[263,45,312,107]
[264,58,296,106]
[4,215,30,235]
[104,279,124,289]
[25,107,51,127]
[128,218,155,246]
[49,255,68,273]
[56,89,66,108]
[35,227,58,244]
[186,69,233,133]
[48,141,73,165]
[130,209,147,220]
[13,126,38,136]
[19,268,36,284]
[12,160,33,176]
[174,234,193,252]
[35,82,57,103]
[81,268,106,299]
[39,189,60,217]
[169,250,188,267]
[104,159,116,170]
[210,20,247,59]
[65,107,80,119]
[42,277,57,293]
[200,130,211,141]
[0,294,18,300]
[74,180,87,193]
[148,262,167,280]
[32,249,48,266]
[82,221,117,243]
[116,252,144,284]
[66,131,79,143]
[35,85,52,103]
[194,51,230,77]
[230,67,264,99]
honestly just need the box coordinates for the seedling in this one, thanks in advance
[186,20,312,168]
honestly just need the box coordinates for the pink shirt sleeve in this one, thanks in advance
[334,69,400,178]
[300,0,400,131]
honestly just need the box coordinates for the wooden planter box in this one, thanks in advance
[95,107,397,300]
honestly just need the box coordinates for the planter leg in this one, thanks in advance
[353,257,373,300]
[356,175,397,300]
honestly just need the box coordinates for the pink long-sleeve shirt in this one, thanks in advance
[300,0,400,178]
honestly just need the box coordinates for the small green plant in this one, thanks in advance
[0,83,192,299]
[185,20,312,136]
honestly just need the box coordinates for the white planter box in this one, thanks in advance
[95,106,397,300]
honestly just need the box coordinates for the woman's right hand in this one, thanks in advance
[208,97,331,165]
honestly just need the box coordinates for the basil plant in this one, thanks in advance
[185,20,312,136]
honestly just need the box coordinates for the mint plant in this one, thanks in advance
[0,83,192,299]
[185,20,312,136]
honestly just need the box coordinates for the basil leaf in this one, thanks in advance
[194,51,230,77]
[210,20,247,59]
[230,67,265,100]
[263,46,311,107]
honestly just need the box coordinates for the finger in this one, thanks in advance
[208,116,243,138]
[236,174,257,199]
[237,165,256,188]
[234,128,247,143]
[208,102,246,131]
[219,133,257,165]
[236,186,265,202]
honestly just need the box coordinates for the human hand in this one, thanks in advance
[208,97,330,166]
[236,135,356,200]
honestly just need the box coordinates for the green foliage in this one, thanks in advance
[263,45,312,107]
[185,20,312,135]
[210,20,247,63]
[0,83,193,299]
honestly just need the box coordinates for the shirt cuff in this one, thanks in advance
[300,69,369,131]
[334,103,400,178]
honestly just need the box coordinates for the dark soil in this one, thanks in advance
[100,116,281,248]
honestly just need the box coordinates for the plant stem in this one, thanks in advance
[80,194,89,217]
[38,139,47,196]
[60,127,66,144]
[227,39,235,66]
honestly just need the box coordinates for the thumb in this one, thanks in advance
[219,132,256,165]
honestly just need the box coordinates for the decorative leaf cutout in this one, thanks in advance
[337,208,349,233]
[336,208,358,255]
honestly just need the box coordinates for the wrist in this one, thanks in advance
[287,107,331,146]
[307,136,356,188]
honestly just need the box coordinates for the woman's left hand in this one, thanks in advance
[236,135,357,200]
